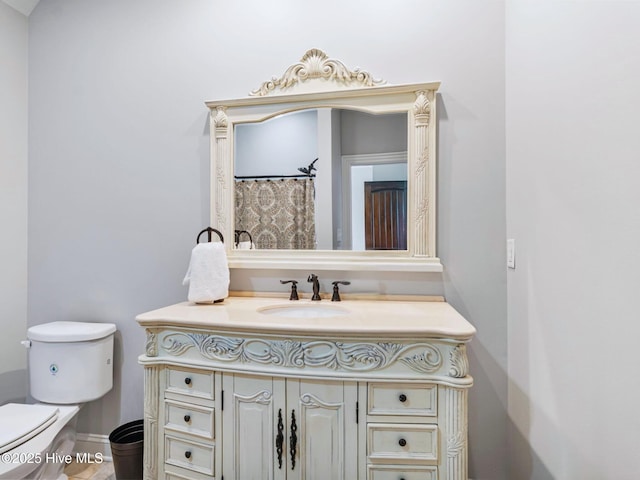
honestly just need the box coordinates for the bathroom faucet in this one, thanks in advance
[331,281,351,302]
[280,280,299,300]
[307,274,321,301]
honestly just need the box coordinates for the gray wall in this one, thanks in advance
[27,1,507,478]
[506,2,640,478]
[340,110,407,155]
[0,1,28,405]
[234,109,317,177]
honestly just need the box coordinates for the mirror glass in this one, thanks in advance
[233,108,407,251]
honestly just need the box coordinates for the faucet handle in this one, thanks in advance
[280,280,299,301]
[307,273,322,301]
[331,281,351,302]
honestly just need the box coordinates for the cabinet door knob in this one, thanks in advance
[184,414,191,423]
[398,438,407,447]
[398,393,407,403]
[184,450,192,459]
[184,377,192,385]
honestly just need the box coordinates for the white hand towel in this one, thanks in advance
[237,241,254,250]
[182,242,229,303]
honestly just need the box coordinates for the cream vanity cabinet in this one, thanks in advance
[137,297,475,480]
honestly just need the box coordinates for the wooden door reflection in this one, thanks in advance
[364,181,407,250]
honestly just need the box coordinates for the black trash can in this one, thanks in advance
[109,419,144,480]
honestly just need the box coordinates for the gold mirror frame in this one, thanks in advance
[206,49,441,272]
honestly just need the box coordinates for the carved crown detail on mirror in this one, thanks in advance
[206,49,442,272]
[250,48,386,97]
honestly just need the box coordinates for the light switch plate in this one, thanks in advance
[507,239,516,269]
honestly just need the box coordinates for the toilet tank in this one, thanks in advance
[27,321,116,404]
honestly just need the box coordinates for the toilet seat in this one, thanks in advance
[0,404,59,454]
[0,404,78,480]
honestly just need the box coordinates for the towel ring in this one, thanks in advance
[234,229,253,247]
[196,227,224,244]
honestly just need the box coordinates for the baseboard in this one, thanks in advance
[73,433,113,462]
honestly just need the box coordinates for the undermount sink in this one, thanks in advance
[257,304,350,319]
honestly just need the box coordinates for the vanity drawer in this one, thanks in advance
[368,383,437,417]
[164,434,215,476]
[165,464,214,480]
[164,400,215,440]
[368,464,438,480]
[166,367,215,400]
[368,424,438,463]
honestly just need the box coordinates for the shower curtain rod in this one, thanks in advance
[234,174,315,180]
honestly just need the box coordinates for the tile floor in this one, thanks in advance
[63,459,115,480]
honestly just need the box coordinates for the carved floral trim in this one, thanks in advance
[250,48,385,96]
[145,330,157,357]
[164,334,244,357]
[161,333,443,374]
[449,345,469,378]
[235,389,273,405]
[399,345,442,373]
[213,106,228,137]
[415,198,429,225]
[415,147,428,177]
[447,428,467,458]
[413,90,431,126]
[300,393,341,410]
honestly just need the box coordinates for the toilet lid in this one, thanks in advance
[27,321,116,342]
[0,403,59,454]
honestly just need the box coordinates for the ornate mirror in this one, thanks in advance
[206,49,441,272]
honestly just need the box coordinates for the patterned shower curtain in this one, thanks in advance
[235,178,316,249]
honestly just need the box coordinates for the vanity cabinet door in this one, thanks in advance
[221,374,286,480]
[287,379,358,480]
[221,374,358,480]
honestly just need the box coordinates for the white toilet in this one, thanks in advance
[0,321,116,480]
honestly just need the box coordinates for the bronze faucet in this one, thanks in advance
[280,280,299,300]
[331,281,351,301]
[307,274,321,301]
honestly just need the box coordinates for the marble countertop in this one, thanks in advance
[136,296,476,340]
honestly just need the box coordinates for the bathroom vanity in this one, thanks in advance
[137,296,475,480]
[138,50,474,479]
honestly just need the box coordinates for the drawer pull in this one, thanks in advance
[184,377,192,385]
[398,393,407,403]
[183,414,191,423]
[184,450,192,460]
[398,438,407,447]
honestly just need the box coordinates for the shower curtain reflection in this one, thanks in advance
[234,178,316,249]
